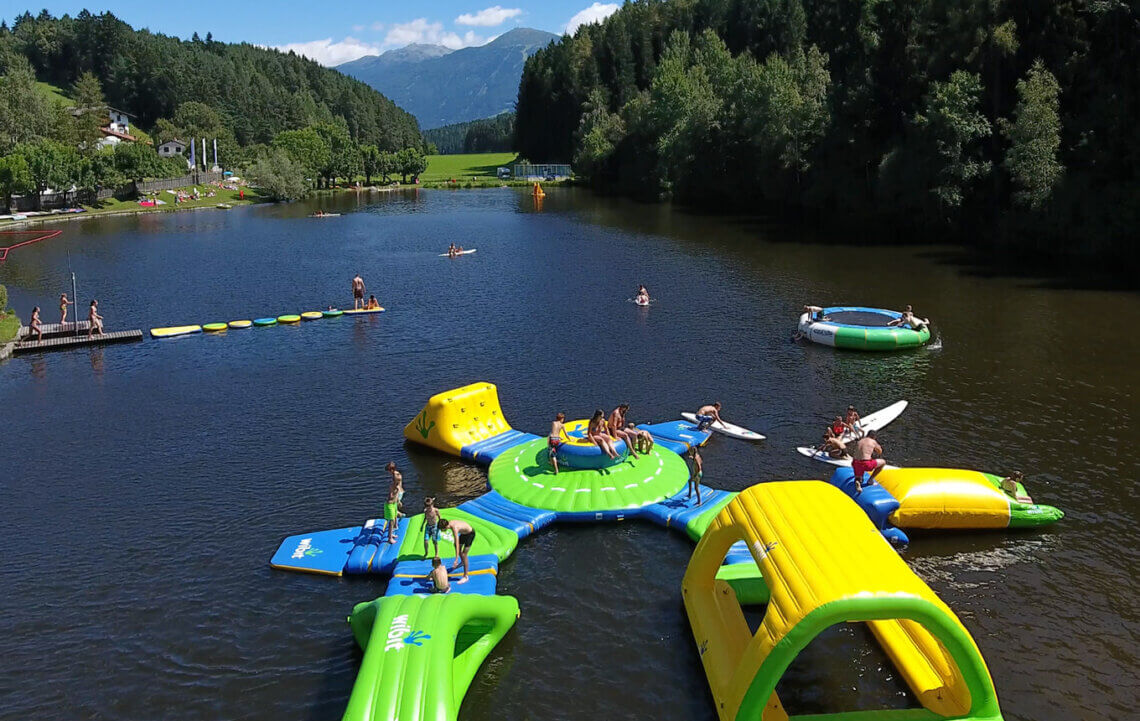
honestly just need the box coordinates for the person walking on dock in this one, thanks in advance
[87,300,104,337]
[352,274,366,310]
[59,293,74,326]
[28,306,43,341]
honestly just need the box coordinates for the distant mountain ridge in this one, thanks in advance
[338,27,558,129]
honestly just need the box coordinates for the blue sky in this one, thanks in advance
[1,2,620,65]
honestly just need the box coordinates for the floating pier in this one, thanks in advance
[15,323,143,354]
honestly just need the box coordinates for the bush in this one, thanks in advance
[0,283,8,310]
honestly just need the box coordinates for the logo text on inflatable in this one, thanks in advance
[292,538,318,559]
[384,615,431,652]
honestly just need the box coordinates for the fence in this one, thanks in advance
[512,163,572,179]
[7,171,224,212]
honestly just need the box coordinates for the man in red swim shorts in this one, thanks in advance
[851,430,886,492]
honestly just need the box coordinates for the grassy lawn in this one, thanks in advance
[420,153,518,183]
[0,310,21,343]
[81,185,264,216]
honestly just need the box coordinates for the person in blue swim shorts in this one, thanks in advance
[695,401,723,431]
[421,496,441,557]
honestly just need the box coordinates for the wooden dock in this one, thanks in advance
[14,329,143,354]
[18,321,92,340]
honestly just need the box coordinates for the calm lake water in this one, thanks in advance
[2,188,1137,721]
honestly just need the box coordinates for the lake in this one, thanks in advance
[1,188,1137,721]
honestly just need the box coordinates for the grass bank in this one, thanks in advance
[0,185,266,229]
[0,310,20,344]
[420,153,518,183]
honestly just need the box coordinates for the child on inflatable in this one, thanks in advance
[421,497,441,557]
[687,446,703,506]
[428,557,450,594]
[548,412,566,474]
[383,462,403,544]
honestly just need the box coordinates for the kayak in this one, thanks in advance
[680,412,765,441]
[439,249,477,257]
[309,213,340,217]
[634,298,650,307]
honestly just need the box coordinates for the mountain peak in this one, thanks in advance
[487,27,559,48]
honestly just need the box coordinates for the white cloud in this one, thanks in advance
[564,3,619,34]
[274,37,381,66]
[384,18,487,49]
[456,6,522,27]
[352,24,365,32]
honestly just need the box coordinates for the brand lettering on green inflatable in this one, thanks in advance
[384,615,431,652]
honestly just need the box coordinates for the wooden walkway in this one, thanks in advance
[18,321,92,339]
[14,329,143,354]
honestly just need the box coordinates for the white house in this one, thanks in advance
[158,139,193,169]
[108,108,134,135]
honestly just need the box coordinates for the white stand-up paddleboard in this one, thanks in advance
[796,446,900,469]
[681,412,766,441]
[839,400,908,442]
[439,249,477,257]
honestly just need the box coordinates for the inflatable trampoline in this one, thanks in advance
[798,306,931,351]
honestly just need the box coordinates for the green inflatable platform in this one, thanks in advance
[487,438,690,514]
[397,508,520,562]
[344,593,520,721]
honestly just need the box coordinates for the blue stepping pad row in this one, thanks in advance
[345,518,411,575]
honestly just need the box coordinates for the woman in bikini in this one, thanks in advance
[587,409,620,459]
[59,293,74,326]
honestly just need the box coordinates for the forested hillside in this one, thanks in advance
[516,0,1138,267]
[424,113,515,155]
[2,10,422,151]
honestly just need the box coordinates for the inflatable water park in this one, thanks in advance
[269,382,1063,721]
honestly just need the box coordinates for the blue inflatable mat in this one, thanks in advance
[637,420,712,448]
[640,485,727,531]
[385,554,500,596]
[651,436,690,455]
[344,518,411,575]
[270,525,362,576]
[461,430,542,464]
[458,491,556,538]
[723,540,754,566]
[828,467,908,545]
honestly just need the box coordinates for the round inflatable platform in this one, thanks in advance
[202,323,227,332]
[253,317,277,327]
[798,306,930,351]
[228,320,252,329]
[488,437,689,514]
[555,418,629,469]
[277,314,301,324]
[301,311,322,321]
[322,309,344,318]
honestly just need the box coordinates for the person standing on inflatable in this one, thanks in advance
[687,446,703,506]
[851,431,886,492]
[548,412,567,474]
[382,462,403,544]
[352,274,366,310]
[439,518,475,584]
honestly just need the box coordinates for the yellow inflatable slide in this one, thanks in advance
[403,382,540,464]
[682,481,1003,721]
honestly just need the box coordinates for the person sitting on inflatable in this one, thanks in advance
[889,304,930,331]
[803,304,828,323]
[844,405,862,436]
[428,556,450,594]
[366,295,381,310]
[587,409,620,460]
[818,428,848,459]
[548,412,567,474]
[1000,471,1035,503]
[607,404,640,459]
